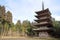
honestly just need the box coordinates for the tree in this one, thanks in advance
[53,19,60,37]
[0,23,3,36]
[15,20,22,33]
[4,22,9,36]
[22,20,29,34]
[11,23,15,31]
[21,20,34,36]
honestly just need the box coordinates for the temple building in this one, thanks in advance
[33,2,54,37]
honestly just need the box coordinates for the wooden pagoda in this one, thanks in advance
[33,2,53,37]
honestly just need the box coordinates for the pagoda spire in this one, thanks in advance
[42,1,44,10]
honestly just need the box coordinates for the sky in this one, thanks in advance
[0,0,60,23]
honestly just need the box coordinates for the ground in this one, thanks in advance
[0,36,59,40]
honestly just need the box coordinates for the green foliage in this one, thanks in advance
[4,22,9,31]
[53,20,60,37]
[15,20,22,32]
[11,23,16,31]
[53,20,60,32]
[21,20,34,36]
[22,20,30,33]
[0,23,3,35]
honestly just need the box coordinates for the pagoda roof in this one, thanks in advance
[35,17,51,21]
[34,18,51,23]
[35,8,51,14]
[33,27,50,31]
[35,13,51,18]
[34,22,52,26]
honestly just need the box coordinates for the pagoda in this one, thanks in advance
[33,2,53,37]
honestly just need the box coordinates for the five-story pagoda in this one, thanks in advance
[33,2,53,37]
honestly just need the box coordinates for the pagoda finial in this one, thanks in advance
[42,1,44,10]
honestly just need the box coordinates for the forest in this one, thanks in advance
[0,16,60,38]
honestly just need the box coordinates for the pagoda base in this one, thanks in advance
[39,32,50,38]
[34,31,51,38]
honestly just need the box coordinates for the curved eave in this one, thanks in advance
[34,22,52,26]
[33,27,52,31]
[34,17,51,23]
[35,8,51,15]
[35,13,51,18]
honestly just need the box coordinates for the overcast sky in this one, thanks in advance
[0,0,60,23]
